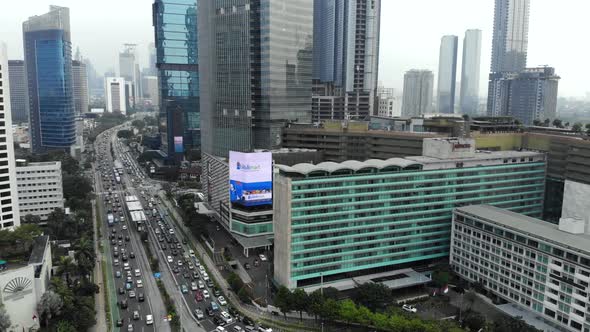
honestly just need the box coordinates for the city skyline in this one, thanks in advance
[0,0,588,98]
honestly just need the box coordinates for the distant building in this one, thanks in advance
[23,6,76,153]
[377,96,402,118]
[437,35,458,114]
[451,205,590,332]
[142,75,159,110]
[460,29,482,115]
[488,67,560,125]
[7,60,27,123]
[273,138,546,289]
[0,43,22,230]
[104,77,126,114]
[71,60,89,115]
[118,45,139,107]
[16,161,64,221]
[402,70,434,117]
[0,235,52,331]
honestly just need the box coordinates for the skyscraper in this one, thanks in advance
[0,42,22,230]
[153,0,199,160]
[7,60,28,123]
[72,60,89,115]
[118,45,138,108]
[490,0,530,73]
[436,35,458,114]
[459,29,482,115]
[23,6,76,153]
[199,0,314,158]
[104,77,126,114]
[312,0,381,117]
[401,70,434,117]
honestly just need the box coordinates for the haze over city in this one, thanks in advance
[1,0,588,97]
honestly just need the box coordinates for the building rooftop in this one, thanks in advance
[28,235,49,265]
[407,149,541,164]
[456,205,590,257]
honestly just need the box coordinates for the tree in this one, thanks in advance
[352,283,391,311]
[0,305,11,331]
[291,288,309,320]
[237,287,251,303]
[117,130,133,139]
[22,214,41,225]
[274,286,293,319]
[56,320,77,332]
[532,119,542,126]
[38,291,64,328]
[318,298,340,323]
[491,316,542,332]
[462,309,486,331]
[552,118,563,128]
[572,122,583,133]
[131,119,145,131]
[322,286,340,300]
[338,299,358,324]
[543,118,551,127]
[307,290,324,321]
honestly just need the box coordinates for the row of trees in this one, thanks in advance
[532,118,590,134]
[87,112,127,143]
[37,278,97,331]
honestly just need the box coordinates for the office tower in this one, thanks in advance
[401,70,434,117]
[147,42,157,76]
[118,44,139,107]
[142,76,159,110]
[16,160,64,221]
[0,42,22,230]
[437,35,458,114]
[312,0,382,117]
[7,60,27,123]
[451,205,590,332]
[487,0,531,115]
[104,77,126,114]
[274,138,545,289]
[199,0,314,158]
[153,0,199,160]
[23,6,76,154]
[460,29,482,115]
[71,60,89,115]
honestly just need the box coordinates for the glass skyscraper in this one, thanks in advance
[7,60,28,124]
[153,0,199,160]
[490,0,530,73]
[23,6,76,153]
[436,35,458,114]
[199,0,313,158]
[459,29,482,115]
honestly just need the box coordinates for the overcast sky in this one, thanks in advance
[1,1,588,97]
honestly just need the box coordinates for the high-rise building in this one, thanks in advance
[16,160,64,221]
[23,6,76,153]
[437,35,458,114]
[460,29,482,115]
[0,42,23,230]
[487,0,531,115]
[199,0,314,158]
[142,75,159,110]
[7,60,28,124]
[104,77,126,114]
[312,0,381,117]
[153,0,199,160]
[401,70,434,117]
[273,138,546,289]
[71,60,89,115]
[147,42,157,76]
[488,67,560,125]
[118,44,139,108]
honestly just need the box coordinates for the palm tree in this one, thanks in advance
[76,237,95,262]
[57,256,77,283]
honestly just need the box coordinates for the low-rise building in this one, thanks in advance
[0,235,52,331]
[273,138,546,290]
[16,161,64,221]
[451,205,590,332]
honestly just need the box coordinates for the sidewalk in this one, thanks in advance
[90,199,107,332]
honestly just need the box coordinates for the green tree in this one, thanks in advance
[532,119,542,126]
[352,283,391,311]
[57,256,77,282]
[543,118,551,127]
[22,214,41,225]
[322,286,340,300]
[491,316,542,332]
[117,129,133,139]
[131,119,145,131]
[338,299,358,324]
[56,320,77,332]
[552,118,563,128]
[463,309,486,331]
[37,291,64,328]
[237,287,251,303]
[307,290,324,321]
[432,269,450,288]
[291,288,309,320]
[318,298,340,323]
[0,305,11,331]
[572,122,583,133]
[274,286,293,319]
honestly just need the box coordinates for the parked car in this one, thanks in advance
[218,296,227,306]
[402,304,417,313]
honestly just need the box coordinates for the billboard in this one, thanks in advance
[174,136,183,153]
[229,151,272,206]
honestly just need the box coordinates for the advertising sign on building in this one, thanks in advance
[174,136,183,153]
[229,151,272,206]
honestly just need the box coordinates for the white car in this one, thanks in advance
[188,263,194,270]
[218,296,227,306]
[191,282,198,291]
[136,280,143,288]
[146,314,153,325]
[220,311,233,324]
[189,249,195,257]
[259,254,268,261]
[122,225,128,230]
[198,280,205,289]
[203,290,210,299]
[167,256,173,263]
[169,228,175,235]
[232,326,243,332]
[215,327,226,332]
[134,269,141,277]
[402,304,417,313]
[199,265,206,273]
[177,260,183,266]
[123,262,130,270]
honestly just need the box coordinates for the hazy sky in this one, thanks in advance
[1,1,588,97]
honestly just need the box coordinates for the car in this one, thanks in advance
[123,262,130,270]
[233,326,244,332]
[172,267,179,274]
[194,309,204,320]
[158,237,164,243]
[181,284,188,293]
[202,289,210,299]
[402,304,417,313]
[244,326,255,332]
[121,254,128,261]
[127,324,133,332]
[213,287,221,297]
[202,272,209,281]
[188,262,194,270]
[257,326,272,332]
[134,269,141,277]
[114,259,120,266]
[211,301,220,311]
[199,265,206,273]
[171,249,178,256]
[125,282,132,290]
[218,296,227,306]
[129,252,135,258]
[133,310,140,320]
[220,311,233,324]
[161,243,167,250]
[169,229,175,235]
[191,282,198,291]
[118,240,123,246]
[244,263,251,270]
[176,243,182,249]
[116,319,124,327]
[213,316,225,326]
[118,287,125,295]
[195,290,204,302]
[259,254,268,261]
[126,276,132,283]
[167,256,173,263]
[111,239,116,245]
[125,236,130,242]
[146,314,154,325]
[136,280,143,288]
[138,293,145,302]
[192,271,199,280]
[115,270,122,278]
[198,280,205,289]
[189,249,195,256]
[215,326,226,332]
[177,260,183,266]
[183,271,190,279]
[122,225,128,230]
[118,234,123,240]
[128,290,136,298]
[207,280,214,287]
[120,299,128,309]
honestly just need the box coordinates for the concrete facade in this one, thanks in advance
[104,77,126,114]
[16,161,64,221]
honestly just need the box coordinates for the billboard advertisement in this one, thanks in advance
[229,151,272,206]
[174,136,183,153]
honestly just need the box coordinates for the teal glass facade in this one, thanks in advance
[275,158,546,288]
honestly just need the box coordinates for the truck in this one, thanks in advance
[107,213,114,226]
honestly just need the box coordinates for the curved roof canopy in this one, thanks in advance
[275,158,422,176]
